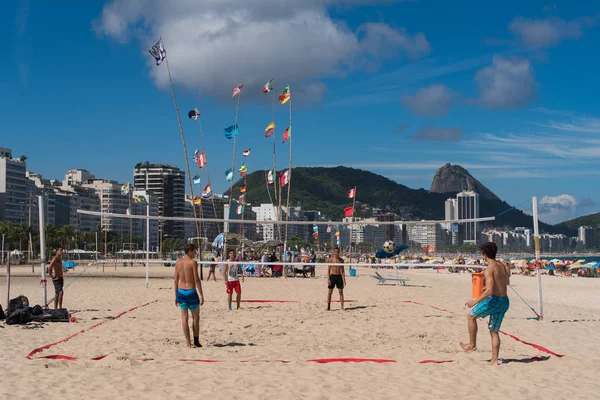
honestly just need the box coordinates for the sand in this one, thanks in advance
[1,264,599,400]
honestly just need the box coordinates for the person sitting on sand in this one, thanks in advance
[460,242,510,365]
[174,244,205,348]
[223,249,244,310]
[327,247,346,311]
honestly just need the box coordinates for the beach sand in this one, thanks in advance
[1,265,599,399]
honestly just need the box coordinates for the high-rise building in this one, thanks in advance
[131,190,160,251]
[134,163,185,239]
[456,191,479,244]
[252,203,279,241]
[578,226,596,250]
[0,147,28,225]
[82,179,130,235]
[408,224,443,249]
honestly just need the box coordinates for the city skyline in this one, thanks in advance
[4,1,600,225]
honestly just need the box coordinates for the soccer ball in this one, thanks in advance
[383,240,396,253]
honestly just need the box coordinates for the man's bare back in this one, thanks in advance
[485,259,510,297]
[175,257,200,290]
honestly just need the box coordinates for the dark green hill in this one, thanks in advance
[228,166,572,235]
[559,213,600,230]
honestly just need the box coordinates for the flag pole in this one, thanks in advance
[283,91,292,251]
[240,172,247,236]
[197,115,220,237]
[271,89,281,241]
[164,55,202,277]
[349,186,356,254]
[225,89,242,258]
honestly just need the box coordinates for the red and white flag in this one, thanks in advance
[347,188,356,199]
[195,150,206,168]
[242,148,251,157]
[279,170,290,187]
[344,206,354,217]
[232,83,243,97]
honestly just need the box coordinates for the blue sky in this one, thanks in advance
[3,0,599,224]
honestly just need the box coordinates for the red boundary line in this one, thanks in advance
[403,299,565,358]
[26,300,158,360]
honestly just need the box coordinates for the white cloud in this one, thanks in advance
[509,16,584,48]
[541,117,600,133]
[401,84,459,116]
[93,0,430,101]
[537,194,597,223]
[475,56,538,109]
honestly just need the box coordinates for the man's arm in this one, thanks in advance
[193,261,204,305]
[341,261,346,287]
[48,257,57,279]
[223,265,229,286]
[327,264,331,283]
[174,263,179,306]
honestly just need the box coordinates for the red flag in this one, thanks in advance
[240,185,246,193]
[279,170,290,187]
[344,206,354,217]
[347,188,355,199]
[232,83,243,97]
[240,172,246,178]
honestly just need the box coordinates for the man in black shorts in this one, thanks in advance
[48,248,64,309]
[327,247,346,311]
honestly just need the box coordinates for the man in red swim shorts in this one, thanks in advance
[223,249,244,310]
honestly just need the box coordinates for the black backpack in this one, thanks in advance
[0,304,5,320]
[6,309,31,325]
[8,295,29,315]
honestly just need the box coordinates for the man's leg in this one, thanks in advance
[339,289,344,310]
[489,330,501,365]
[327,288,333,310]
[192,308,201,348]
[54,291,59,309]
[58,292,63,309]
[236,289,241,310]
[228,292,233,310]
[181,309,191,347]
[460,314,478,351]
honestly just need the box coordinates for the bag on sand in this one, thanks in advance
[0,304,5,320]
[6,309,32,325]
[8,295,29,315]
[31,305,43,316]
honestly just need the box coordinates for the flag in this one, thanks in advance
[238,195,245,204]
[193,175,201,186]
[242,148,251,157]
[240,185,246,193]
[125,208,130,216]
[121,182,130,195]
[193,197,201,205]
[240,172,246,178]
[312,232,319,238]
[201,184,212,199]
[188,108,200,120]
[236,204,244,215]
[225,169,233,181]
[344,206,354,217]
[279,170,290,187]
[282,126,291,144]
[279,84,290,104]
[313,225,319,232]
[265,121,275,138]
[232,83,243,97]
[195,150,206,168]
[326,225,332,233]
[133,195,145,203]
[266,170,274,184]
[263,79,273,93]
[223,124,239,139]
[238,163,247,173]
[347,188,356,199]
[148,38,166,65]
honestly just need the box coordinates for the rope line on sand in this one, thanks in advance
[26,300,158,360]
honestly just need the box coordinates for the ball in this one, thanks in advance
[383,240,396,253]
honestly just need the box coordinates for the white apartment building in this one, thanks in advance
[0,147,28,225]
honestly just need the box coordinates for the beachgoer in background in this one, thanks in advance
[460,242,510,366]
[327,247,346,311]
[174,244,205,348]
[207,257,217,281]
[224,249,244,310]
[284,251,295,278]
[48,248,65,309]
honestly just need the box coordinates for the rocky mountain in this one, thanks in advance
[430,163,499,200]
[228,165,572,235]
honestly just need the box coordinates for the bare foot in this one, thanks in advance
[460,342,477,351]
[185,343,192,348]
[488,359,502,366]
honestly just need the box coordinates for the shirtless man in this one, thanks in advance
[48,248,64,309]
[460,242,511,365]
[327,247,346,311]
[174,244,205,348]
[223,249,244,310]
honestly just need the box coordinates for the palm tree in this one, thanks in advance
[44,223,60,257]
[57,225,76,250]
[14,224,33,261]
[0,221,15,263]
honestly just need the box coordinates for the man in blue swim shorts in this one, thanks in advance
[461,242,511,365]
[174,244,205,348]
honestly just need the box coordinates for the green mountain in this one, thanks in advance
[228,166,574,236]
[559,213,600,230]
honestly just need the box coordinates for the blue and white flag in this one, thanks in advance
[225,169,233,182]
[149,38,166,65]
[223,124,239,139]
[193,175,201,186]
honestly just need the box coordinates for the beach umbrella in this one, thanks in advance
[62,261,77,269]
[544,265,555,270]
[375,245,409,259]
